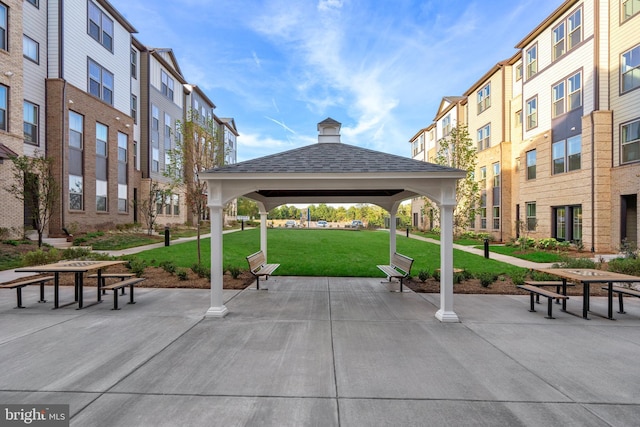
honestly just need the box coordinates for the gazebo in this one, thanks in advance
[199,118,466,322]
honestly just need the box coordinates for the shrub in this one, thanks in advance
[176,268,188,281]
[552,256,596,269]
[432,269,440,281]
[510,270,527,287]
[125,257,147,277]
[225,264,242,279]
[417,269,430,283]
[191,263,211,279]
[159,260,177,275]
[477,272,498,288]
[61,247,92,260]
[3,240,19,246]
[535,238,558,250]
[608,257,640,276]
[22,248,60,266]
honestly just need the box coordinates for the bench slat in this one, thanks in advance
[524,280,574,287]
[246,250,279,290]
[0,276,55,288]
[102,277,146,291]
[377,252,414,292]
[88,273,135,279]
[604,285,640,297]
[518,284,568,299]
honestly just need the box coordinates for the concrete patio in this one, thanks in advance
[1,276,640,426]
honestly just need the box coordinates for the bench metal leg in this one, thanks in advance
[618,292,625,314]
[128,285,136,305]
[112,290,120,310]
[38,282,47,303]
[15,287,25,309]
[400,278,404,293]
[529,293,536,312]
[546,297,555,319]
[256,276,260,290]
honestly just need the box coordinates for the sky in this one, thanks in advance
[110,0,563,163]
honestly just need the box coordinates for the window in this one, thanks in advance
[477,83,490,114]
[493,206,500,230]
[69,175,84,211]
[0,4,6,51]
[131,48,137,78]
[96,179,107,211]
[479,166,487,188]
[552,136,581,174]
[164,113,171,150]
[0,84,7,131]
[26,0,39,7]
[526,96,538,130]
[118,132,128,212]
[623,0,640,21]
[23,35,39,63]
[477,124,490,151]
[480,192,487,229]
[96,122,107,156]
[161,70,174,101]
[23,101,39,145]
[526,44,537,79]
[130,95,137,124]
[553,72,582,117]
[88,59,114,104]
[552,8,582,62]
[152,148,159,172]
[515,110,522,127]
[526,150,536,180]
[88,1,113,51]
[442,114,451,136]
[526,202,537,231]
[69,111,83,149]
[493,162,500,188]
[172,194,180,215]
[621,119,640,163]
[622,45,640,93]
[553,205,582,242]
[516,64,523,81]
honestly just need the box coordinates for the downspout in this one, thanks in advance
[59,0,66,232]
[590,0,599,253]
[590,111,595,253]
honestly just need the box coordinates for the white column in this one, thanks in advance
[435,203,459,322]
[260,211,268,258]
[389,211,397,261]
[205,205,229,317]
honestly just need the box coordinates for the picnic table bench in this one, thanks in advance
[88,273,135,297]
[377,252,414,292]
[246,250,279,290]
[0,276,54,308]
[517,284,569,319]
[602,285,640,314]
[524,280,574,306]
[101,277,146,310]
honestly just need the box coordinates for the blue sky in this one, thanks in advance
[110,0,562,162]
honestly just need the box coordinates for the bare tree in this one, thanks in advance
[166,109,226,264]
[136,180,173,236]
[6,154,59,247]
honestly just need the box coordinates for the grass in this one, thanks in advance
[90,234,164,250]
[479,244,567,263]
[132,228,526,277]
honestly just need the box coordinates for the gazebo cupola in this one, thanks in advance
[317,118,341,144]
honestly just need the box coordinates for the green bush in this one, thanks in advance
[417,269,430,283]
[510,270,527,286]
[176,268,188,281]
[552,256,596,269]
[225,264,242,279]
[22,248,60,266]
[535,238,558,250]
[159,260,177,275]
[432,269,440,281]
[191,263,211,279]
[477,271,498,288]
[608,257,640,276]
[3,240,19,246]
[125,257,147,277]
[61,247,93,260]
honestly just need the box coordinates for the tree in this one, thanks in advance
[166,109,226,264]
[237,197,259,219]
[429,124,480,235]
[6,154,59,247]
[136,180,173,236]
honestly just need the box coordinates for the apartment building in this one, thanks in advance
[0,0,238,239]
[0,0,24,238]
[412,0,640,253]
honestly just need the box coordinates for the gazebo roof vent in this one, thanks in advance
[317,117,341,144]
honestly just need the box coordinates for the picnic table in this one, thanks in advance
[15,260,125,309]
[535,268,640,320]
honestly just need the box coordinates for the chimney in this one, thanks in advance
[317,118,341,143]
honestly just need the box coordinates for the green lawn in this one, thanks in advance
[133,229,526,277]
[479,244,567,263]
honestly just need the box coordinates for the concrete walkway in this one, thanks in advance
[1,277,640,426]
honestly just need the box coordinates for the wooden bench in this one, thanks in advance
[517,284,569,319]
[88,273,135,297]
[524,280,574,306]
[0,276,54,308]
[102,277,146,310]
[602,285,640,314]
[377,252,414,292]
[246,251,280,290]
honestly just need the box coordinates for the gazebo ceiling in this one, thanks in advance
[254,189,405,198]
